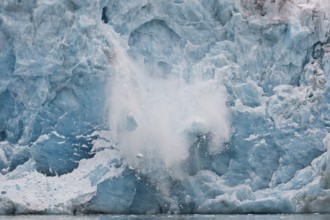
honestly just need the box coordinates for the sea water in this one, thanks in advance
[0,215,329,220]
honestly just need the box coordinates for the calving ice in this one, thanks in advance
[0,0,330,215]
[108,26,230,169]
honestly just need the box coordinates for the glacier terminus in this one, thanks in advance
[0,0,330,215]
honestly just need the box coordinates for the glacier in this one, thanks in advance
[0,0,330,215]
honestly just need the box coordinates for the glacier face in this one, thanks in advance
[0,0,330,215]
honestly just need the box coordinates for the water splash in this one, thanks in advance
[107,28,230,172]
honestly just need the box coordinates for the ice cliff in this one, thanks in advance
[1,0,330,215]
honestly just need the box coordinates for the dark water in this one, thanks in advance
[0,215,329,220]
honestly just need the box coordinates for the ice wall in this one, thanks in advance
[0,0,330,215]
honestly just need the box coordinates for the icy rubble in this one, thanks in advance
[0,0,330,214]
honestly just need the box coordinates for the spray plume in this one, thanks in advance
[107,28,230,173]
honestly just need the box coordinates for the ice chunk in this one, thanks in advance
[136,153,144,159]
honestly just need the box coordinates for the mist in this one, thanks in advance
[107,28,231,172]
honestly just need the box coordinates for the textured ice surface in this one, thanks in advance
[2,215,330,220]
[1,0,330,215]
